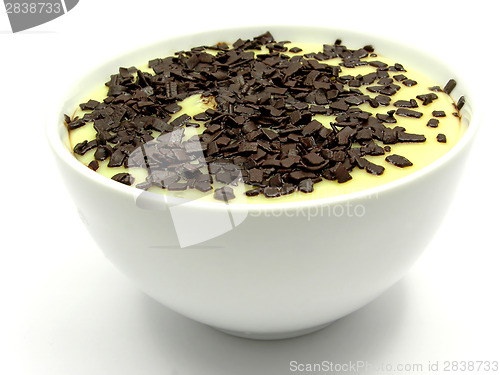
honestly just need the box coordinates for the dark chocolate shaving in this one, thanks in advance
[214,186,235,201]
[443,79,456,94]
[385,154,413,168]
[426,118,439,128]
[402,79,417,87]
[365,161,385,175]
[437,133,447,143]
[432,110,446,117]
[111,172,135,185]
[395,108,423,118]
[394,99,418,108]
[88,160,99,171]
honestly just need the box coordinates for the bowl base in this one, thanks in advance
[212,321,333,340]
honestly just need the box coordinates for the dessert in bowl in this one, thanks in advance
[46,25,479,339]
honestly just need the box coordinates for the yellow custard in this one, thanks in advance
[67,41,464,204]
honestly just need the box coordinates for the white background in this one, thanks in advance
[1,1,498,374]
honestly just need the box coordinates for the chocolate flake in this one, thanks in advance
[394,99,418,108]
[248,168,264,183]
[67,117,86,130]
[365,161,385,175]
[402,79,417,87]
[437,133,447,143]
[88,160,99,171]
[429,86,442,92]
[443,79,456,94]
[214,186,235,201]
[245,188,261,197]
[298,178,314,193]
[427,118,439,128]
[80,99,100,110]
[303,152,325,165]
[397,132,426,143]
[111,172,134,186]
[395,108,423,118]
[195,181,213,192]
[281,183,296,195]
[263,186,280,198]
[167,182,188,191]
[332,166,350,184]
[108,149,127,167]
[432,110,446,117]
[171,113,192,127]
[416,93,438,104]
[385,154,413,168]
[375,95,391,106]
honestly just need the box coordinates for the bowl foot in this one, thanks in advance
[212,321,333,340]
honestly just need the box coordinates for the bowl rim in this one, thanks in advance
[45,24,481,212]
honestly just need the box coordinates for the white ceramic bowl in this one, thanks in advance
[46,25,479,339]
